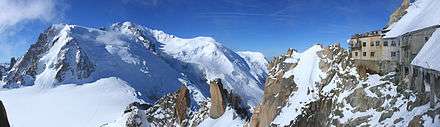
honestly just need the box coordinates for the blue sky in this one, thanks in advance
[0,0,402,62]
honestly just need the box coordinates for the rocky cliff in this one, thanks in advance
[386,0,410,27]
[248,44,440,127]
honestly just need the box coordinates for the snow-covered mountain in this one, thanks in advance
[0,22,268,127]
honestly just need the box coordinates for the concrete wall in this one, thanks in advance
[354,60,398,75]
[408,66,440,107]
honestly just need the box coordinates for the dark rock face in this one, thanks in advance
[289,96,333,127]
[0,65,6,78]
[4,27,60,88]
[3,26,95,88]
[0,101,10,127]
[54,40,95,82]
[8,57,16,70]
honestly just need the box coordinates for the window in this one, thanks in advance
[375,41,380,46]
[363,52,367,56]
[370,42,374,46]
[391,52,396,57]
[362,42,367,47]
[391,41,396,46]
[354,52,358,56]
[404,67,409,75]
[383,41,388,46]
[370,52,375,57]
[425,72,431,82]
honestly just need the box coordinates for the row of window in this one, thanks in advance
[361,41,398,47]
[353,51,399,57]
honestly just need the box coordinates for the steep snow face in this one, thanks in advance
[237,51,268,85]
[385,0,440,38]
[32,24,183,102]
[0,77,140,127]
[272,45,324,125]
[411,28,440,71]
[149,29,264,106]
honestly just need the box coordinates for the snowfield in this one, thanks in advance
[0,77,140,127]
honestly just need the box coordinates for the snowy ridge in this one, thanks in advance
[385,0,440,38]
[272,45,324,125]
[148,28,265,106]
[411,28,440,71]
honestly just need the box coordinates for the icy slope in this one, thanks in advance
[272,45,324,125]
[0,77,140,127]
[237,51,268,85]
[385,0,440,38]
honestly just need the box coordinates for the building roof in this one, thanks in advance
[411,28,440,71]
[351,30,384,39]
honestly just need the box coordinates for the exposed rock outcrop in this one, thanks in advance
[175,86,190,125]
[386,0,410,27]
[250,49,297,127]
[0,101,10,127]
[209,79,227,119]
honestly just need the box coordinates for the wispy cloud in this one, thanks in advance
[0,0,65,62]
[0,0,63,33]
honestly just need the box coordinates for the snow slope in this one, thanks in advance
[385,0,440,38]
[198,107,245,127]
[149,29,264,106]
[237,51,268,86]
[411,28,440,71]
[0,77,139,127]
[272,45,324,125]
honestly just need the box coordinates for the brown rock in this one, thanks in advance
[175,86,190,125]
[249,54,297,127]
[0,100,10,127]
[209,79,227,119]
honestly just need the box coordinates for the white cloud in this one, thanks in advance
[0,0,64,62]
[0,0,61,33]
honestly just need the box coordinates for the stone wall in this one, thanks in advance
[354,60,398,75]
[407,66,440,108]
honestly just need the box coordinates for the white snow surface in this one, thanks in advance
[197,107,245,127]
[0,77,140,127]
[385,0,440,38]
[150,29,264,106]
[411,28,440,71]
[273,45,324,125]
[237,51,268,85]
